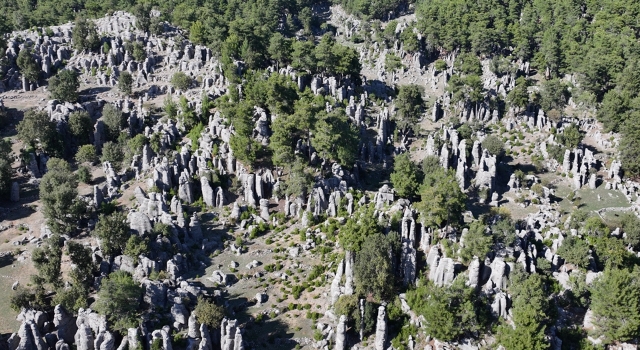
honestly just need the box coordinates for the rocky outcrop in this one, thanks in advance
[201,176,214,207]
[74,324,95,350]
[178,170,194,204]
[334,315,346,350]
[54,305,77,345]
[344,251,354,296]
[220,319,244,350]
[128,210,152,236]
[374,306,387,350]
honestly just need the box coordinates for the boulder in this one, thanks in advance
[127,211,152,236]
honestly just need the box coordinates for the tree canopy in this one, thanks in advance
[93,271,142,333]
[590,267,640,343]
[48,69,80,103]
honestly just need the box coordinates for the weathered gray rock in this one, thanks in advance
[95,331,115,350]
[187,313,200,339]
[491,292,509,319]
[330,258,344,305]
[134,257,159,281]
[111,255,135,274]
[14,320,46,350]
[93,186,104,208]
[55,340,70,350]
[467,257,480,287]
[171,300,189,329]
[8,332,19,350]
[127,329,139,350]
[489,257,508,289]
[374,306,387,350]
[215,187,225,208]
[178,170,194,204]
[189,213,203,242]
[74,324,95,350]
[230,203,240,220]
[244,174,257,207]
[334,315,347,350]
[54,305,77,345]
[127,210,152,236]
[201,176,214,207]
[434,257,456,287]
[221,319,243,350]
[344,251,354,296]
[142,279,167,308]
[255,293,267,305]
[209,270,234,285]
[259,199,269,221]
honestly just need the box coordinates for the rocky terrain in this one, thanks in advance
[1,4,640,350]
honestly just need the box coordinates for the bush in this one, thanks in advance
[93,271,142,333]
[68,111,93,145]
[101,141,124,171]
[17,109,62,156]
[194,296,226,328]
[590,267,640,343]
[435,59,447,72]
[102,104,123,142]
[459,222,492,263]
[132,41,146,62]
[391,153,420,198]
[385,53,403,72]
[17,48,40,82]
[72,17,100,51]
[118,71,133,96]
[407,278,489,342]
[52,284,88,313]
[354,233,398,301]
[558,123,583,149]
[76,144,97,164]
[92,211,130,257]
[123,235,149,263]
[556,236,591,269]
[48,69,80,103]
[481,134,504,157]
[76,166,92,183]
[171,72,192,91]
[39,159,83,235]
[164,96,178,118]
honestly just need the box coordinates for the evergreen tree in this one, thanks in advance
[390,153,420,198]
[354,233,397,301]
[92,211,130,257]
[68,111,93,145]
[93,271,142,333]
[72,17,100,51]
[417,169,466,228]
[394,85,424,135]
[118,71,133,96]
[17,109,63,156]
[590,267,640,343]
[39,158,83,235]
[48,69,80,102]
[17,48,40,83]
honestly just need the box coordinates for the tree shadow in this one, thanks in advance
[225,290,298,350]
[79,86,112,96]
[0,251,15,268]
[363,79,394,100]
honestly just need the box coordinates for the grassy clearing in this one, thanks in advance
[0,258,37,333]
